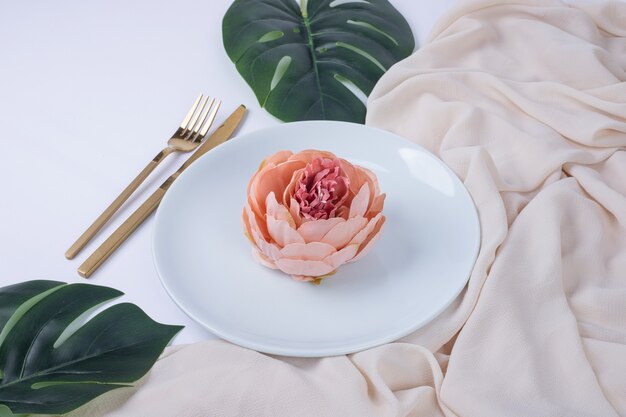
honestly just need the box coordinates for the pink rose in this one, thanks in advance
[242,150,386,283]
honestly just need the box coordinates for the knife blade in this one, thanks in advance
[78,104,247,278]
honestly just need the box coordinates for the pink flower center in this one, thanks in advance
[295,157,350,220]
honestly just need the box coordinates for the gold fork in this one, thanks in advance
[65,94,221,259]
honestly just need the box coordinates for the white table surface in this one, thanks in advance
[0,0,456,344]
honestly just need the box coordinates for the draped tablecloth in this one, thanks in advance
[65,1,626,415]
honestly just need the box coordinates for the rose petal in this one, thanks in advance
[325,243,359,268]
[246,187,265,229]
[337,158,362,195]
[336,206,349,220]
[349,183,370,218]
[261,150,293,169]
[283,169,305,206]
[360,166,381,196]
[241,209,255,244]
[251,248,278,269]
[333,173,350,208]
[251,228,282,261]
[367,194,386,218]
[266,215,304,246]
[266,192,295,228]
[343,164,378,209]
[281,242,336,261]
[297,217,344,243]
[292,271,336,282]
[289,197,302,228]
[349,212,383,246]
[245,203,269,241]
[247,210,283,261]
[321,216,368,249]
[350,216,386,263]
[289,150,337,164]
[291,275,317,282]
[255,160,306,209]
[275,258,335,277]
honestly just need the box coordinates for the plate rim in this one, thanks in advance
[152,120,481,357]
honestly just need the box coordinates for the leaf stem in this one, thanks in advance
[300,0,308,18]
[300,0,325,117]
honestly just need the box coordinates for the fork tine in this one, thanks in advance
[189,97,215,139]
[179,94,203,131]
[198,99,222,137]
[194,99,222,142]
[184,96,209,138]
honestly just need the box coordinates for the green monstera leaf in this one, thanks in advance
[223,0,414,123]
[0,280,182,416]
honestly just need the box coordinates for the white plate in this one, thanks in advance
[153,121,480,357]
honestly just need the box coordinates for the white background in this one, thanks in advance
[0,0,457,344]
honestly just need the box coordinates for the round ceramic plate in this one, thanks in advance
[153,121,480,357]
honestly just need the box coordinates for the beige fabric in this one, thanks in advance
[66,1,626,416]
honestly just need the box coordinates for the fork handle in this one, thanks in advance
[77,187,165,277]
[65,147,174,259]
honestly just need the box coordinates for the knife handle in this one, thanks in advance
[65,147,174,259]
[77,187,166,278]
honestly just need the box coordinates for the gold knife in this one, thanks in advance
[78,105,247,278]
